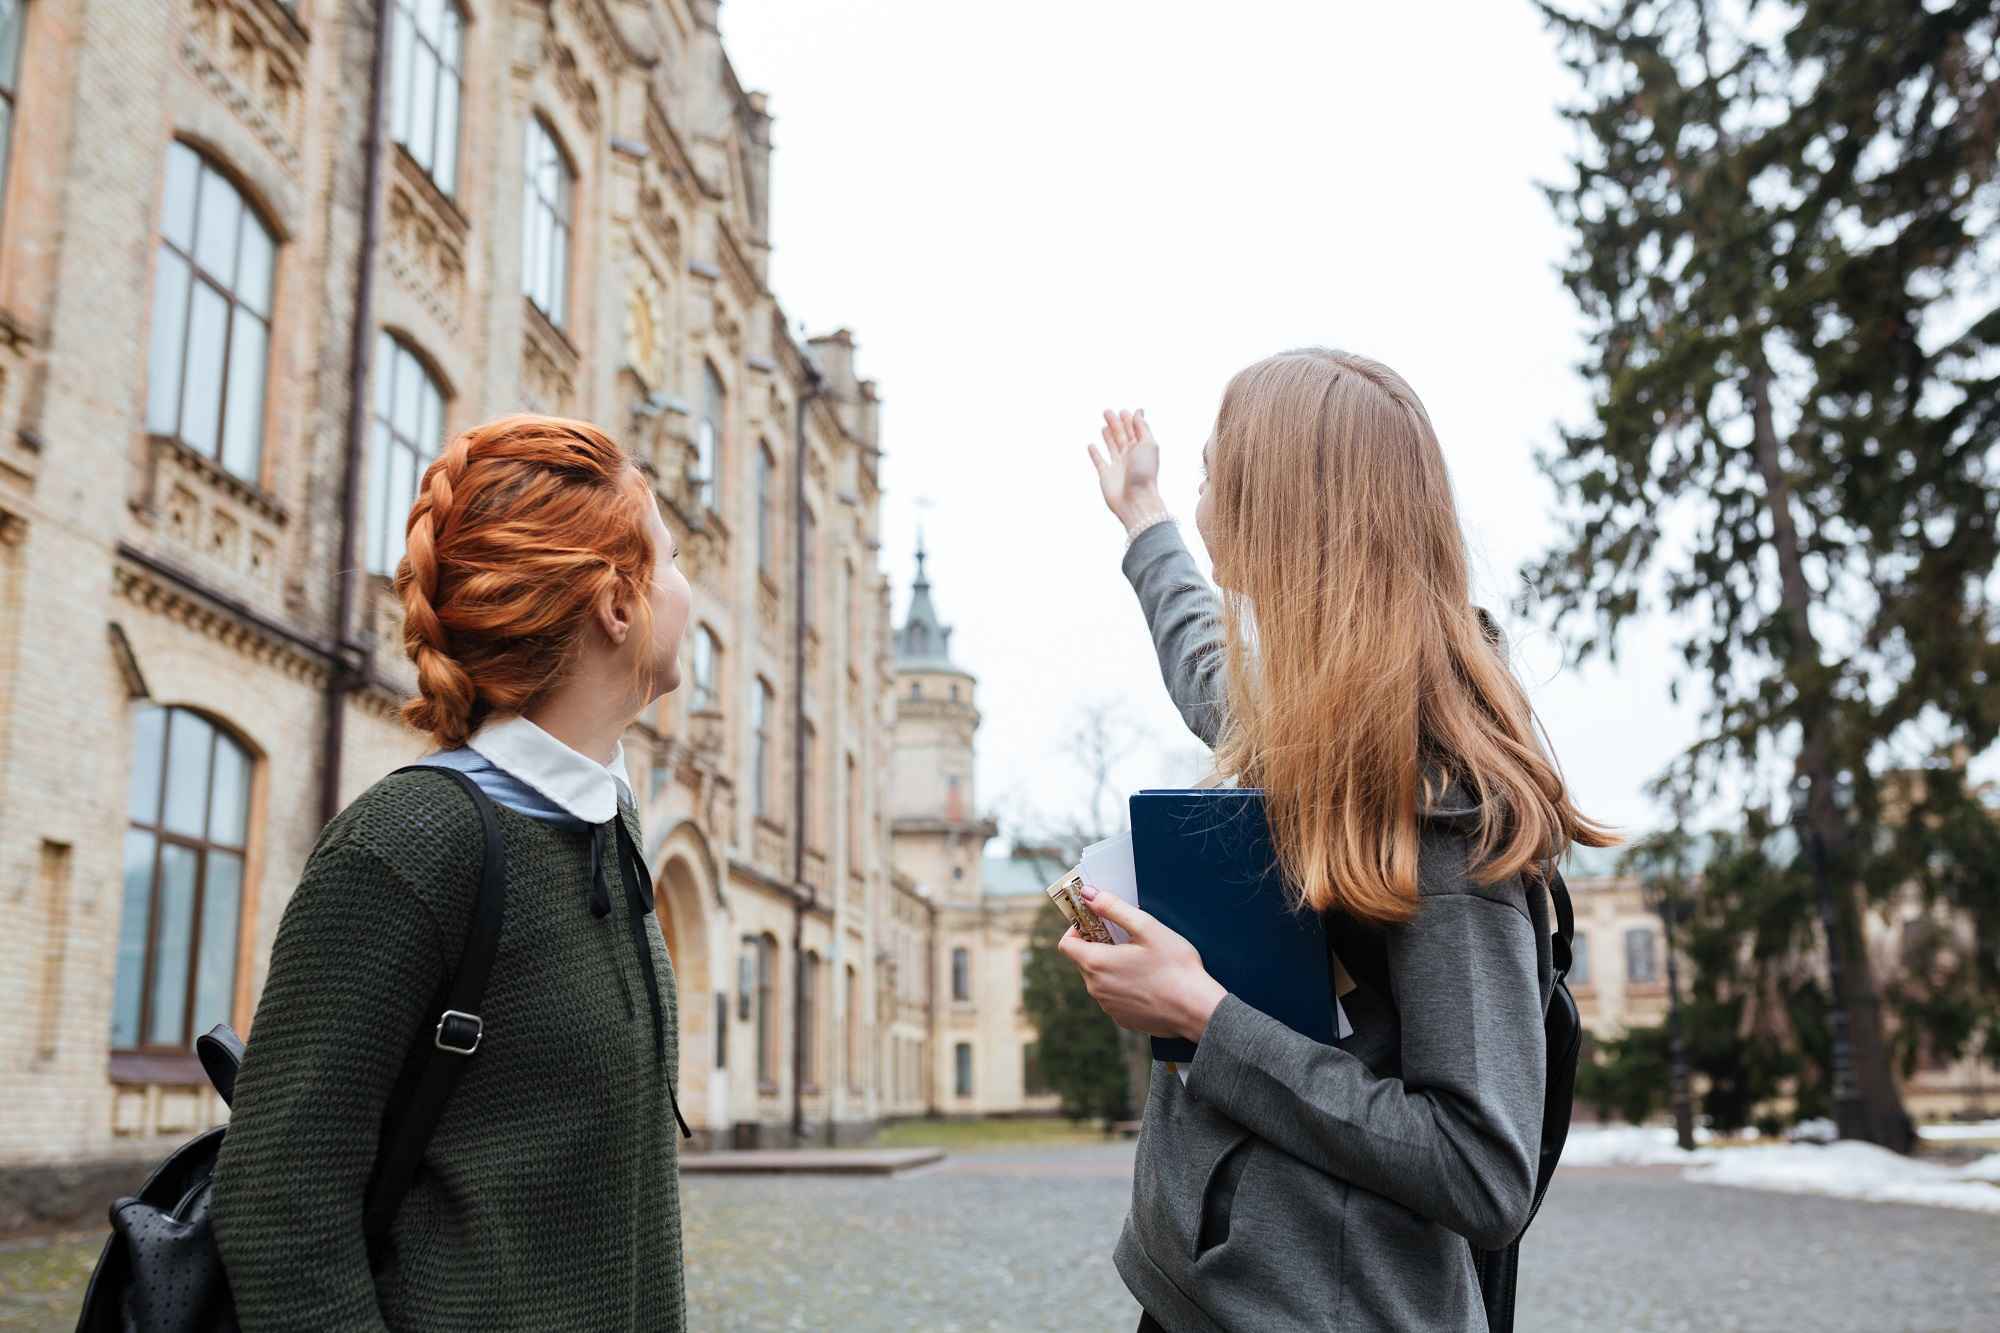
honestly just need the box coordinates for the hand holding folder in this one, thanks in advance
[1126,788,1351,1063]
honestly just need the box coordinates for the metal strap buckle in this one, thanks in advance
[434,1009,483,1055]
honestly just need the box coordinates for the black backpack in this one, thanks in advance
[1466,865,1581,1333]
[76,767,508,1333]
[1324,864,1580,1333]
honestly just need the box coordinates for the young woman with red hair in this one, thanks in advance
[212,414,694,1330]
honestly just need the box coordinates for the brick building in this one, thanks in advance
[0,0,962,1223]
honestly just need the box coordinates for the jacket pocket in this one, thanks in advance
[1131,1073,1251,1267]
[1196,1137,1255,1256]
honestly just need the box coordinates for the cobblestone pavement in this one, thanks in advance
[8,1147,1997,1330]
[685,1147,2000,1332]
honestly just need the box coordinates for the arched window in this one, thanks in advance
[520,115,572,327]
[689,624,718,711]
[755,931,779,1089]
[390,0,465,197]
[695,361,724,513]
[802,949,821,1088]
[113,706,252,1052]
[366,334,446,574]
[751,677,773,819]
[951,945,970,1002]
[755,441,775,574]
[145,142,277,483]
[845,963,861,1094]
[0,0,23,237]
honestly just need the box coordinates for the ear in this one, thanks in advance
[594,581,632,647]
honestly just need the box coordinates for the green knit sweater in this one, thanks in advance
[211,771,684,1331]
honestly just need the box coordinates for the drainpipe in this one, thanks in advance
[321,0,393,829]
[791,361,823,1144]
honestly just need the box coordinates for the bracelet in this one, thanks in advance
[1122,512,1175,551]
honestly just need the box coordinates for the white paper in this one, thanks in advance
[1079,831,1137,945]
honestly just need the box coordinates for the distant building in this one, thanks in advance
[883,537,1060,1118]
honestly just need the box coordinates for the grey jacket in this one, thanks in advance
[1114,520,1553,1333]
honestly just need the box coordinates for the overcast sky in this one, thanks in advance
[719,0,1704,847]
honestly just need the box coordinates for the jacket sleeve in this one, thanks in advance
[1120,520,1227,749]
[1184,887,1546,1250]
[211,838,447,1330]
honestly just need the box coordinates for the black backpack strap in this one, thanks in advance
[364,764,508,1247]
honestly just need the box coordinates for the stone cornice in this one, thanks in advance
[113,545,334,686]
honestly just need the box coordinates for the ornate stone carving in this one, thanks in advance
[113,561,327,686]
[623,253,670,389]
[385,165,467,334]
[145,438,287,593]
[545,36,602,131]
[522,316,577,415]
[182,0,306,176]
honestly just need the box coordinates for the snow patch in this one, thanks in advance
[1916,1119,2000,1143]
[1557,1126,1720,1168]
[1683,1141,2000,1215]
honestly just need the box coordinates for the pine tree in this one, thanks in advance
[1531,0,2000,1149]
[1021,902,1132,1125]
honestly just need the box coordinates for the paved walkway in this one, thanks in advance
[8,1145,1998,1329]
[682,1145,2000,1332]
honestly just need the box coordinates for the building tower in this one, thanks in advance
[888,535,997,902]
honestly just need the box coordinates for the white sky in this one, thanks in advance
[720,0,1703,846]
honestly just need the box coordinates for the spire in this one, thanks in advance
[896,532,954,668]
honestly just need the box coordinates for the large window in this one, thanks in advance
[146,143,276,483]
[951,946,970,1002]
[801,505,817,627]
[695,361,724,513]
[367,334,445,574]
[954,1042,973,1098]
[1625,927,1658,985]
[390,0,463,197]
[520,116,572,328]
[114,707,251,1052]
[690,625,718,711]
[845,963,862,1094]
[1569,931,1591,987]
[754,932,778,1088]
[0,1,22,236]
[802,950,821,1088]
[751,678,773,819]
[755,441,775,575]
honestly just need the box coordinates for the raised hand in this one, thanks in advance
[1088,409,1170,534]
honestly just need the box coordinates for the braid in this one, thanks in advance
[397,434,481,747]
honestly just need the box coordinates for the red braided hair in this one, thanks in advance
[395,413,657,748]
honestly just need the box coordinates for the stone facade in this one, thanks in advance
[0,0,940,1222]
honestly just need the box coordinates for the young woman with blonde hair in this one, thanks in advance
[212,414,693,1330]
[1067,350,1615,1332]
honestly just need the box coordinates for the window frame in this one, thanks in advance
[755,932,778,1090]
[1624,926,1658,985]
[954,1041,973,1098]
[389,0,466,198]
[951,945,970,1003]
[113,705,253,1057]
[0,0,24,239]
[696,361,725,514]
[1569,930,1591,987]
[689,624,719,712]
[145,142,279,485]
[751,677,773,819]
[520,114,573,329]
[366,332,448,575]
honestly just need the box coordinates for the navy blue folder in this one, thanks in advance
[1129,788,1337,1063]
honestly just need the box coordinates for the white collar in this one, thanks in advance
[467,714,632,825]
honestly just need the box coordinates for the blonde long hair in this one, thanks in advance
[1206,349,1617,924]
